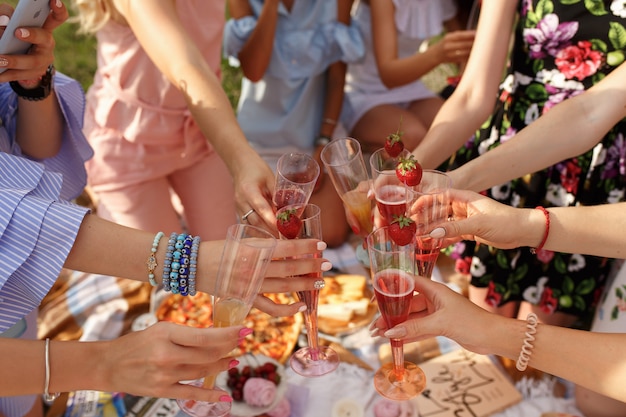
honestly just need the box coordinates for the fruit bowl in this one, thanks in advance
[216,353,288,417]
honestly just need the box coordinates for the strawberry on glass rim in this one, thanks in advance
[395,155,423,187]
[384,125,405,158]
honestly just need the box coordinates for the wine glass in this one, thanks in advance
[177,224,278,417]
[277,203,340,377]
[369,147,412,226]
[366,226,426,401]
[407,170,452,278]
[273,152,320,210]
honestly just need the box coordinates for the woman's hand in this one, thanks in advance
[254,238,332,316]
[102,322,246,401]
[231,148,278,234]
[425,188,535,250]
[0,0,67,81]
[370,276,498,356]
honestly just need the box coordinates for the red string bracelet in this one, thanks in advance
[530,206,550,254]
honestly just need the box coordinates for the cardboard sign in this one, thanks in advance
[412,349,522,417]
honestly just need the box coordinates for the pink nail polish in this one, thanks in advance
[228,359,240,369]
[219,395,233,403]
[239,328,253,338]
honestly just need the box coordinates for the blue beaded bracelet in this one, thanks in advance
[169,233,187,294]
[147,231,164,286]
[162,232,177,292]
[188,235,200,296]
[178,234,193,296]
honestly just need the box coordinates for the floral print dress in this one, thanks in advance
[448,0,626,319]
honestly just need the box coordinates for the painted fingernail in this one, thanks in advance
[317,241,327,251]
[0,58,8,67]
[56,0,62,8]
[0,15,9,26]
[228,359,239,369]
[238,328,253,338]
[18,28,29,38]
[384,327,406,338]
[430,227,446,238]
[321,261,332,271]
[219,395,233,403]
[298,304,307,312]
[314,280,325,289]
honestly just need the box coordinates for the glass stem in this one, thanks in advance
[303,289,320,361]
[391,338,404,381]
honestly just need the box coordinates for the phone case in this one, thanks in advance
[0,0,51,73]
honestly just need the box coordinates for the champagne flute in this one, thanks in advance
[407,170,452,278]
[367,226,426,400]
[277,203,340,377]
[369,147,411,226]
[273,152,320,210]
[320,137,373,237]
[177,224,278,417]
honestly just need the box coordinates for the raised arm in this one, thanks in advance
[411,0,517,169]
[448,60,626,191]
[369,0,474,89]
[110,0,277,229]
[228,0,280,82]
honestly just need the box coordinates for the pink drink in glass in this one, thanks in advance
[375,184,409,223]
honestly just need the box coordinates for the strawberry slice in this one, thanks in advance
[395,155,423,186]
[276,208,302,239]
[388,215,416,246]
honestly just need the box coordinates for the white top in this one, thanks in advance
[341,0,457,132]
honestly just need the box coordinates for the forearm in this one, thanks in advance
[65,214,222,293]
[451,87,623,191]
[234,0,280,82]
[16,90,63,159]
[377,46,443,89]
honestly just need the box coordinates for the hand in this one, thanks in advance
[0,0,67,81]
[102,322,245,401]
[426,188,532,250]
[231,149,277,233]
[370,276,497,356]
[254,238,332,316]
[434,30,476,64]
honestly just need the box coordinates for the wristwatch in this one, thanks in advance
[10,64,55,101]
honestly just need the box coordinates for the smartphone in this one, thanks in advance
[0,0,51,73]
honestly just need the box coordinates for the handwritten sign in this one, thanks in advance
[412,349,522,417]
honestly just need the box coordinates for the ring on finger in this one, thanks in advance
[241,209,255,222]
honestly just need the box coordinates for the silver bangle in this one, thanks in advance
[43,338,60,403]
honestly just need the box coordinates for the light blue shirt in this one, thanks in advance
[223,0,364,151]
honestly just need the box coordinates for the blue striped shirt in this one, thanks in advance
[0,73,93,417]
[0,73,93,333]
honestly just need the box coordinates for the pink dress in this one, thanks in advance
[84,0,236,239]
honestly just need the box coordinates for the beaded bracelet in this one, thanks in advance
[530,206,550,254]
[178,234,194,296]
[188,235,201,296]
[162,232,177,292]
[516,313,538,371]
[168,234,187,294]
[147,231,164,286]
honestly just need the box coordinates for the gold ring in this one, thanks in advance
[241,209,255,222]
